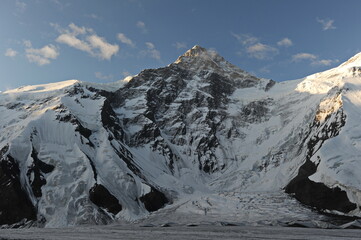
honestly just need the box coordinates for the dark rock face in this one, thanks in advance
[286,173,356,213]
[109,54,262,175]
[203,73,235,109]
[285,155,357,213]
[101,98,125,142]
[99,96,146,180]
[89,184,122,215]
[0,146,36,225]
[196,134,221,173]
[27,146,54,198]
[286,105,356,213]
[265,80,276,91]
[139,187,169,212]
[241,99,273,124]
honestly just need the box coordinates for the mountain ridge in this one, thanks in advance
[1,46,361,227]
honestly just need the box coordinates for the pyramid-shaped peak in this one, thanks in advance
[174,45,224,64]
[172,45,249,76]
[183,45,208,56]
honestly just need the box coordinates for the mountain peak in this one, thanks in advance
[171,45,253,80]
[172,45,245,76]
[181,45,208,57]
[174,45,221,64]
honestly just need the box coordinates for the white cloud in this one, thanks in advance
[117,33,135,47]
[68,23,90,35]
[173,42,187,50]
[312,59,339,66]
[232,32,278,60]
[317,18,336,31]
[4,48,18,58]
[26,55,50,66]
[49,22,61,32]
[277,38,293,47]
[292,53,317,61]
[25,44,59,66]
[292,52,338,66]
[145,42,155,49]
[144,42,161,60]
[57,34,92,53]
[87,35,119,60]
[231,33,258,45]
[136,21,145,28]
[136,21,147,33]
[54,23,119,60]
[246,43,278,60]
[95,72,113,81]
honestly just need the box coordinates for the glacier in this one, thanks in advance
[1,46,361,228]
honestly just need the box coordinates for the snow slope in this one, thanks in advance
[1,46,361,227]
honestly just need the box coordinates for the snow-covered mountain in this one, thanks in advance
[1,45,361,227]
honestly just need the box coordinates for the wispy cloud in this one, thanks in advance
[173,42,187,50]
[87,35,119,60]
[68,23,90,35]
[54,23,119,60]
[56,34,92,52]
[231,33,258,46]
[232,33,278,60]
[15,0,26,13]
[25,43,59,66]
[23,40,32,48]
[145,42,155,49]
[117,33,135,47]
[95,72,113,81]
[259,66,271,74]
[246,43,278,60]
[277,38,293,47]
[50,0,71,10]
[4,48,18,58]
[292,52,338,66]
[122,71,132,77]
[311,59,339,66]
[136,21,147,33]
[317,18,336,31]
[86,13,101,20]
[292,53,317,61]
[144,42,161,60]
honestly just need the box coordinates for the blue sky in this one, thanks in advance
[1,0,361,91]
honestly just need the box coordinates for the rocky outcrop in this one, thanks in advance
[27,146,54,198]
[0,146,36,225]
[286,99,356,213]
[89,184,122,215]
[139,187,169,212]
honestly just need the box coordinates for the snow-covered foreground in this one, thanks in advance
[1,225,361,240]
[136,191,330,226]
[2,191,360,239]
